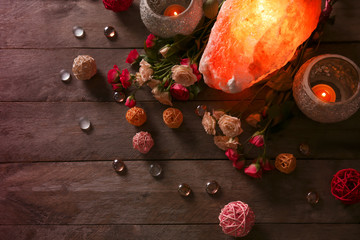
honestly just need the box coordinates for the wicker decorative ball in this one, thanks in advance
[72,55,97,80]
[163,108,183,128]
[275,153,296,174]
[331,168,360,204]
[219,201,255,237]
[126,106,147,126]
[132,131,154,154]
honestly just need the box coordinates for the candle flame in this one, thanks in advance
[174,11,178,16]
[321,92,326,97]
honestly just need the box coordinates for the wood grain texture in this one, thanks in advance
[0,0,359,50]
[1,160,360,224]
[0,224,359,240]
[1,102,360,162]
[0,44,360,102]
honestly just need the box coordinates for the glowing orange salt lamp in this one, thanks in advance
[199,0,321,93]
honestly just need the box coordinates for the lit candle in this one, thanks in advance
[163,4,186,17]
[311,84,336,102]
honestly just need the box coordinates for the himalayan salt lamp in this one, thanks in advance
[199,0,321,93]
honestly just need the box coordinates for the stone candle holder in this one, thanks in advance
[140,0,203,38]
[293,54,360,123]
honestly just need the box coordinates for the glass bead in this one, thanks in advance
[149,163,162,177]
[104,26,116,38]
[178,183,191,197]
[195,105,207,117]
[206,181,220,195]
[79,117,91,131]
[113,159,125,172]
[299,143,310,156]
[60,69,71,82]
[306,191,319,205]
[113,91,125,103]
[73,26,85,38]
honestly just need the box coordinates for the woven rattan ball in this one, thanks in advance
[163,108,183,128]
[126,106,147,126]
[72,55,97,80]
[275,153,296,174]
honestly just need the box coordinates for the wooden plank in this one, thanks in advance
[1,102,360,162]
[0,224,359,240]
[1,43,360,102]
[0,0,359,50]
[1,160,360,224]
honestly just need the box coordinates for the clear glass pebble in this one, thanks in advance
[178,183,191,197]
[104,26,116,38]
[299,143,310,156]
[206,181,220,195]
[60,69,71,82]
[306,191,319,205]
[113,159,126,172]
[149,163,162,177]
[73,26,85,38]
[195,105,207,117]
[113,92,126,103]
[79,117,91,131]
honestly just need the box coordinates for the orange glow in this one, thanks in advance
[312,84,336,102]
[199,0,322,93]
[163,4,185,17]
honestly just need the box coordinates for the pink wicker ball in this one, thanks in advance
[219,201,255,237]
[132,131,154,154]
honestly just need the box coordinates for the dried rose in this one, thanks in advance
[134,72,146,87]
[146,34,156,48]
[225,148,238,162]
[112,83,122,91]
[212,110,225,121]
[171,65,197,87]
[246,113,261,128]
[103,0,133,12]
[214,136,239,151]
[139,59,153,82]
[125,95,136,108]
[202,111,216,135]
[249,134,264,147]
[152,87,173,106]
[180,58,190,65]
[218,114,243,138]
[147,79,162,89]
[120,69,131,89]
[170,83,190,101]
[126,49,139,64]
[244,162,262,178]
[190,63,202,81]
[159,45,170,58]
[107,65,120,84]
[233,159,245,170]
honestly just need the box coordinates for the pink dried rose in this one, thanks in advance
[214,136,239,151]
[218,114,243,138]
[233,159,245,170]
[111,83,122,91]
[170,83,190,101]
[120,69,131,89]
[126,49,139,64]
[249,134,264,147]
[151,86,173,106]
[102,0,134,12]
[246,113,261,128]
[139,59,153,83]
[225,148,238,162]
[107,65,120,84]
[146,34,156,48]
[159,45,170,58]
[132,131,154,154]
[212,110,225,121]
[171,65,197,87]
[125,95,136,108]
[244,162,262,178]
[180,58,190,65]
[190,63,202,81]
[262,158,274,172]
[202,111,216,135]
[134,72,146,87]
[147,79,162,89]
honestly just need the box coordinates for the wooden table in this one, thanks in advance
[1,0,359,239]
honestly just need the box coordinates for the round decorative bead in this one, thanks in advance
[112,159,126,172]
[132,131,154,154]
[126,106,147,126]
[79,117,91,131]
[299,143,310,156]
[219,201,255,237]
[104,26,116,38]
[195,105,207,117]
[178,183,191,197]
[206,181,220,195]
[275,153,296,174]
[72,55,97,80]
[113,91,126,103]
[163,107,183,128]
[306,191,319,205]
[60,69,71,82]
[73,26,85,38]
[149,163,162,177]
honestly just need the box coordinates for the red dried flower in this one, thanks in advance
[120,69,131,89]
[102,0,134,12]
[249,134,264,147]
[126,49,139,64]
[244,162,262,178]
[125,95,136,108]
[146,34,156,48]
[107,65,120,84]
[170,83,190,101]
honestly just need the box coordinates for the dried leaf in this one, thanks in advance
[266,69,294,91]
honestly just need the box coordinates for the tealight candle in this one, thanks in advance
[163,4,185,16]
[311,84,336,102]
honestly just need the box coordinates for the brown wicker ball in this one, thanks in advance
[275,153,296,174]
[72,55,97,80]
[163,108,183,128]
[126,106,147,126]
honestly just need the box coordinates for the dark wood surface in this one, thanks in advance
[1,0,359,239]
